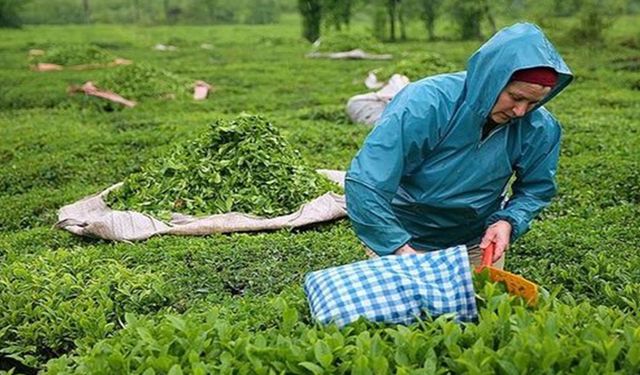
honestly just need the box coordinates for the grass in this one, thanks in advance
[0,13,639,373]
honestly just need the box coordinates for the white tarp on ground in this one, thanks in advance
[69,79,214,107]
[31,58,132,72]
[55,170,347,242]
[346,73,410,126]
[68,81,137,107]
[306,48,392,60]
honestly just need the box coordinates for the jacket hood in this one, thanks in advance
[465,23,573,118]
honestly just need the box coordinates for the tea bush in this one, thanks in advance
[313,32,386,53]
[96,63,190,101]
[31,44,114,66]
[375,52,460,81]
[509,204,640,311]
[0,72,77,110]
[45,283,640,374]
[0,247,178,367]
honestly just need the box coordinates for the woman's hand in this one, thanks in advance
[394,243,422,255]
[480,220,512,263]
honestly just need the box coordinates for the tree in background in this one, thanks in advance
[522,0,627,42]
[368,0,407,42]
[324,0,352,31]
[181,0,239,24]
[421,0,443,40]
[192,0,216,24]
[9,0,637,34]
[246,0,280,24]
[397,0,409,40]
[163,0,182,24]
[0,0,28,27]
[444,0,484,40]
[569,0,627,42]
[132,0,140,22]
[523,0,577,28]
[82,0,91,23]
[384,0,410,41]
[200,0,218,22]
[21,0,86,24]
[387,0,398,41]
[372,3,387,41]
[481,0,498,35]
[299,0,322,42]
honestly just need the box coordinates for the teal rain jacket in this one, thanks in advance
[345,23,573,256]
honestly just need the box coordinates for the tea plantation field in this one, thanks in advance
[1,15,639,374]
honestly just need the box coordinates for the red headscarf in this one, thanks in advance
[511,67,558,87]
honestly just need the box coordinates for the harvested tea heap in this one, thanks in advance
[97,63,190,100]
[314,32,385,53]
[107,115,339,218]
[376,52,459,81]
[32,44,114,66]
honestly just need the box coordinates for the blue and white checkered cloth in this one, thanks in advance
[304,245,477,327]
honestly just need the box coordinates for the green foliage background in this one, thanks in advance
[16,0,294,25]
[0,9,639,374]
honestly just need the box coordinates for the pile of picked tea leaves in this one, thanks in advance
[32,44,114,66]
[314,32,385,53]
[106,115,339,219]
[376,52,459,81]
[97,63,190,100]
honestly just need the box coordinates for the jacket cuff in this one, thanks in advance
[359,231,412,256]
[486,212,521,243]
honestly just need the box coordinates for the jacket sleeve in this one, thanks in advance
[487,116,562,242]
[345,84,442,256]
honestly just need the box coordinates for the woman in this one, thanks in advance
[345,23,573,268]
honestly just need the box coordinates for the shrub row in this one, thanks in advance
[0,247,177,367]
[45,283,640,374]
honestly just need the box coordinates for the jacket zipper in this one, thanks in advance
[477,121,509,148]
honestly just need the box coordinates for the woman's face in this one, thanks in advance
[490,81,551,124]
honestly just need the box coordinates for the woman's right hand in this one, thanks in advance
[394,243,421,255]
